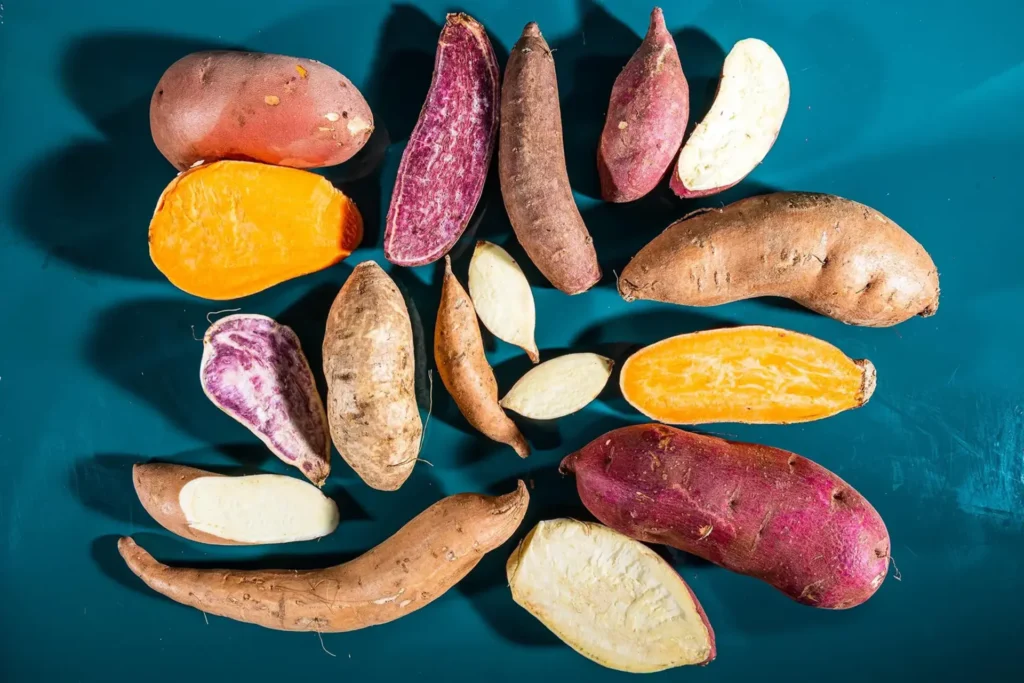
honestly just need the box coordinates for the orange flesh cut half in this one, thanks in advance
[149,160,362,300]
[620,325,875,424]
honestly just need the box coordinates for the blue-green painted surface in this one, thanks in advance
[1,0,1021,680]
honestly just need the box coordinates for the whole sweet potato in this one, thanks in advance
[323,262,421,491]
[119,481,528,631]
[384,14,500,266]
[499,23,601,295]
[598,8,689,202]
[151,51,373,170]
[562,424,891,609]
[619,193,940,327]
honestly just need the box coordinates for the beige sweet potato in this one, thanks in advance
[499,23,601,295]
[323,262,421,491]
[619,193,940,327]
[151,51,373,170]
[119,481,529,631]
[435,257,529,458]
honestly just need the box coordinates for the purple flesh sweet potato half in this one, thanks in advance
[200,314,331,486]
[561,424,891,609]
[383,13,500,267]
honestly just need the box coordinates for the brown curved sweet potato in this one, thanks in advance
[151,51,373,170]
[562,425,891,609]
[119,481,529,631]
[499,23,601,295]
[619,193,939,327]
[435,257,529,458]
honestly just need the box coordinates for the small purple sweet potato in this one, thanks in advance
[561,424,891,609]
[597,8,689,202]
[383,13,500,267]
[200,314,330,486]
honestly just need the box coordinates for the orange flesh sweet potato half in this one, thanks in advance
[620,325,875,424]
[149,160,362,300]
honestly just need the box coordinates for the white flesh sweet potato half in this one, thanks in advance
[507,518,716,672]
[384,14,500,266]
[200,314,330,486]
[500,353,613,420]
[133,463,339,545]
[562,425,891,609]
[468,241,539,362]
[672,38,789,198]
[598,8,689,202]
[119,481,529,631]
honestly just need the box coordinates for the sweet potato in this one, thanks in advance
[151,51,373,171]
[468,241,538,362]
[500,353,613,420]
[133,463,339,545]
[119,481,528,631]
[671,38,789,197]
[499,23,601,295]
[200,314,330,486]
[149,160,362,300]
[619,193,940,326]
[562,425,891,609]
[384,14,500,266]
[507,518,715,672]
[620,325,874,424]
[597,8,689,202]
[322,262,421,491]
[435,257,529,458]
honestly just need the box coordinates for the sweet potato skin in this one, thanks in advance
[118,481,528,631]
[499,23,601,295]
[322,262,422,491]
[562,424,890,609]
[597,8,688,202]
[151,51,373,170]
[619,193,939,327]
[132,463,243,545]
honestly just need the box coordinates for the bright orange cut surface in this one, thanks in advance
[149,160,362,300]
[620,325,874,424]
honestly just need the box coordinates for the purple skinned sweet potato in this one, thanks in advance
[200,314,331,486]
[561,424,890,609]
[383,13,500,267]
[598,7,689,202]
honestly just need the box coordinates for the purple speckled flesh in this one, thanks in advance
[383,13,499,266]
[200,314,330,486]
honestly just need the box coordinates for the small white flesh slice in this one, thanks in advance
[468,241,539,362]
[507,519,715,673]
[500,353,612,419]
[675,38,789,193]
[179,474,339,544]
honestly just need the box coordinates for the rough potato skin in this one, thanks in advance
[132,464,244,546]
[323,262,422,491]
[619,193,940,327]
[499,23,601,295]
[435,257,529,457]
[118,482,529,631]
[562,425,891,609]
[598,8,689,202]
[151,51,374,170]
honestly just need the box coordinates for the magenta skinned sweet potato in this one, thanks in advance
[384,14,500,267]
[561,424,890,609]
[597,8,688,202]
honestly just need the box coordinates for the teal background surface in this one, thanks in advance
[1,0,1022,680]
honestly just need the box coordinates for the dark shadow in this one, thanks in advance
[276,277,350,405]
[13,33,241,279]
[92,534,161,599]
[673,27,726,140]
[755,296,821,317]
[324,126,391,249]
[391,262,450,417]
[71,455,157,529]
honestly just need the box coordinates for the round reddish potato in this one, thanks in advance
[151,50,374,170]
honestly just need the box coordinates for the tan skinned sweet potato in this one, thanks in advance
[323,262,421,491]
[118,481,529,631]
[619,193,940,327]
[499,23,601,295]
[435,257,529,458]
[562,425,890,609]
[151,51,373,170]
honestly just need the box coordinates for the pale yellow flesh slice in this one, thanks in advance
[468,241,539,362]
[500,353,612,419]
[179,474,339,544]
[676,38,790,192]
[507,519,715,673]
